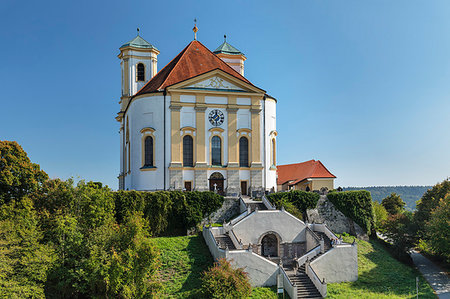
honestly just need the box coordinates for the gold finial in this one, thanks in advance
[193,18,198,40]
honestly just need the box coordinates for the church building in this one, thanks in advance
[116,27,277,196]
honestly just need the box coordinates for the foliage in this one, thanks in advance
[267,190,320,218]
[0,198,55,298]
[327,236,435,298]
[380,213,416,264]
[249,287,280,298]
[114,190,223,236]
[154,235,213,298]
[202,258,252,299]
[381,193,405,215]
[424,195,450,262]
[372,201,388,231]
[414,179,450,237]
[0,141,48,205]
[327,190,374,234]
[344,186,431,211]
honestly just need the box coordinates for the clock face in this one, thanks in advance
[208,109,225,127]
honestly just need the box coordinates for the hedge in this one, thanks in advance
[267,190,320,216]
[114,190,223,236]
[327,190,374,234]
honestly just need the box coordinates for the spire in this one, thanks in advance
[193,18,198,40]
[137,27,140,36]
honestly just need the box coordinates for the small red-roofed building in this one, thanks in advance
[277,160,336,191]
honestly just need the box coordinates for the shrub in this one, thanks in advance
[114,190,224,236]
[267,190,319,217]
[327,190,374,234]
[202,258,251,299]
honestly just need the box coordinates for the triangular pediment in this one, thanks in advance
[168,69,265,94]
[186,76,245,91]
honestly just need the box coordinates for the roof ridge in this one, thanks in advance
[157,41,195,91]
[135,42,191,95]
[195,40,250,83]
[278,160,315,167]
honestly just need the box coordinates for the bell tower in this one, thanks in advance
[118,30,159,111]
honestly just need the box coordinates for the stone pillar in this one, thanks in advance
[194,169,208,191]
[169,93,182,190]
[250,96,263,195]
[226,169,240,196]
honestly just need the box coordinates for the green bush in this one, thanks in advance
[202,258,251,299]
[327,190,374,234]
[267,190,319,217]
[114,190,224,236]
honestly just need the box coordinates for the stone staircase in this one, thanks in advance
[247,202,267,212]
[314,231,332,251]
[215,233,236,250]
[284,265,322,299]
[282,231,334,298]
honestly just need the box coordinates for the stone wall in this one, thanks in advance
[169,168,183,190]
[306,195,368,240]
[310,244,358,283]
[226,169,240,196]
[194,169,208,191]
[208,196,240,223]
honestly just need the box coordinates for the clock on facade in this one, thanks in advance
[208,109,225,126]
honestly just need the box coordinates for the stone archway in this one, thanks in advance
[260,233,279,257]
[209,172,225,195]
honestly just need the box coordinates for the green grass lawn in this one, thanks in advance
[153,234,434,298]
[154,235,213,298]
[327,236,435,298]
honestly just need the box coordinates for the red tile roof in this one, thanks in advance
[135,40,253,95]
[277,160,336,185]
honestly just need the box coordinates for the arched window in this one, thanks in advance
[239,137,249,167]
[137,63,145,81]
[183,135,193,167]
[271,138,276,166]
[144,136,153,166]
[211,136,221,166]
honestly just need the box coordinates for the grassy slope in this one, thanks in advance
[154,235,434,299]
[154,235,213,298]
[327,236,435,298]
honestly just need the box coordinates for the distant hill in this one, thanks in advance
[343,186,432,211]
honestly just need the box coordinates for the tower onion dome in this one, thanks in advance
[213,41,244,56]
[120,35,159,51]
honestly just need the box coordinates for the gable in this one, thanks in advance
[185,76,245,91]
[168,69,265,95]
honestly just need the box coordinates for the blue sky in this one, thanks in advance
[1,0,449,189]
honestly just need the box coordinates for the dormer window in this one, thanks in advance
[137,63,145,81]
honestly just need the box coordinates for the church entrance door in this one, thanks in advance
[261,234,278,257]
[209,172,225,195]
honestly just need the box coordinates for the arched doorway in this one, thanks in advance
[209,172,225,195]
[261,234,278,257]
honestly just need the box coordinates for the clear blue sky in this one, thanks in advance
[1,0,449,189]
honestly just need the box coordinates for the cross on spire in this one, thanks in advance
[193,18,198,40]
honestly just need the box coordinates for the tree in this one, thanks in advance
[424,195,450,262]
[415,179,450,236]
[202,258,251,299]
[381,212,416,263]
[0,198,55,298]
[381,193,405,215]
[372,201,388,231]
[0,141,48,205]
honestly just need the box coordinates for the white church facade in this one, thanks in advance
[116,31,277,195]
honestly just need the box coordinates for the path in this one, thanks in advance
[410,250,450,299]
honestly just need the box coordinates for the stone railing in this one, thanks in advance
[306,261,327,297]
[262,194,276,210]
[202,226,226,260]
[279,266,298,299]
[297,244,321,266]
[228,229,243,249]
